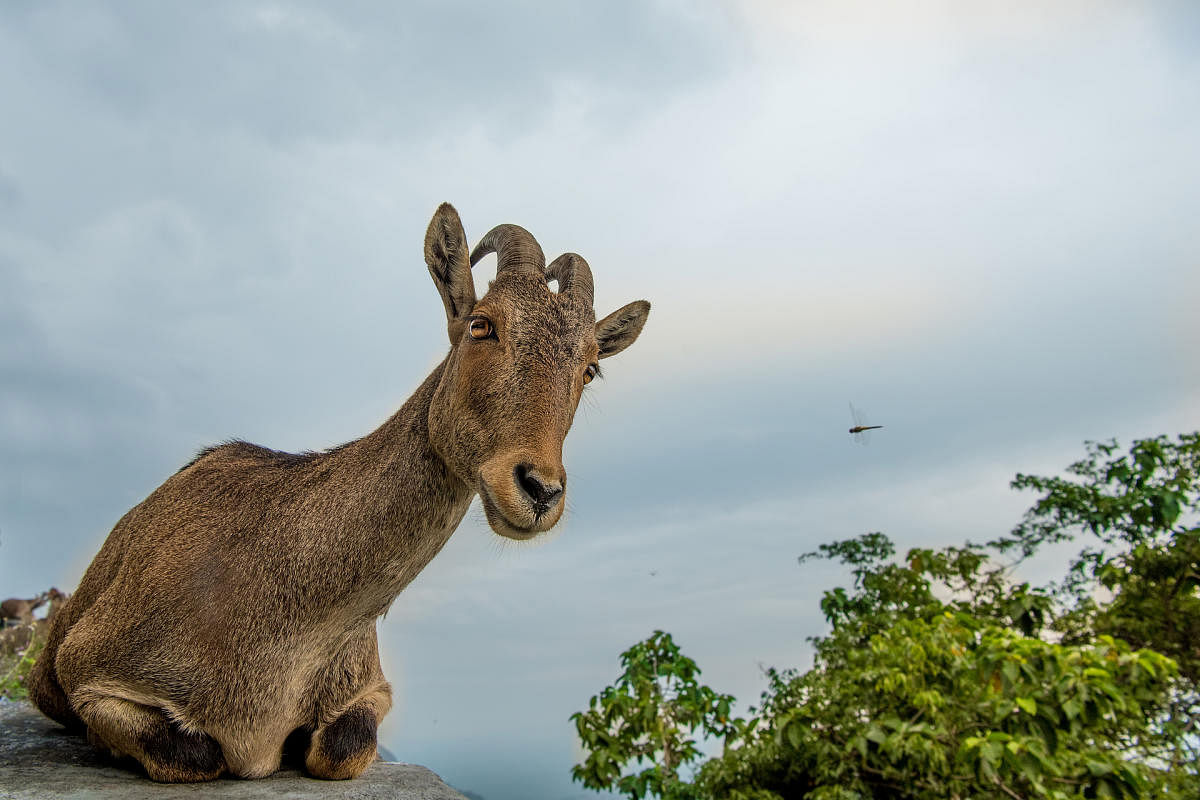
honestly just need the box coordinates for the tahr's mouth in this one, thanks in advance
[477,478,559,541]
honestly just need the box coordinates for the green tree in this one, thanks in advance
[573,434,1200,799]
[994,433,1200,786]
[696,433,1200,798]
[696,534,1179,799]
[571,630,739,800]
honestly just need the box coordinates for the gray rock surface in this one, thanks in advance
[0,700,466,800]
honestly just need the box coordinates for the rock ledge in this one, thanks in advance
[0,700,466,800]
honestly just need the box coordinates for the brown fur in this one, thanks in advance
[27,203,649,782]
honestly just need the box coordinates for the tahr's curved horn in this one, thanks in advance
[469,224,545,277]
[545,253,594,308]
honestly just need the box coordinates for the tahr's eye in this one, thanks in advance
[468,318,493,340]
[583,364,598,385]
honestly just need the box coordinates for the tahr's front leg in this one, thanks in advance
[304,627,393,780]
[72,688,226,783]
[305,687,391,780]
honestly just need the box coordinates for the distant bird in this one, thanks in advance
[848,402,883,444]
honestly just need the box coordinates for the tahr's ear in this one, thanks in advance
[595,300,650,359]
[424,203,477,343]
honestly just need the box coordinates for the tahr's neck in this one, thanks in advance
[317,356,475,617]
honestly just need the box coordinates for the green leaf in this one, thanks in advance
[1033,717,1059,754]
[1062,698,1082,720]
[786,721,804,748]
[853,735,868,759]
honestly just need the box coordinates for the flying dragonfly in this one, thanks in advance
[848,402,883,444]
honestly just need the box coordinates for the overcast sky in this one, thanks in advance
[2,2,1199,798]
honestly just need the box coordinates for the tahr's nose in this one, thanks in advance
[514,463,563,512]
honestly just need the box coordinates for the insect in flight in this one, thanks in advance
[849,402,883,444]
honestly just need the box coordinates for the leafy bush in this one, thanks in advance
[0,623,47,700]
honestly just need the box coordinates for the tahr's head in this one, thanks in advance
[423,203,649,540]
